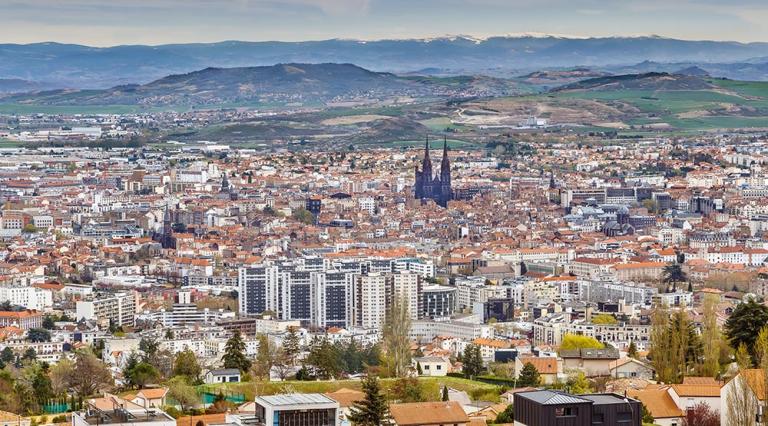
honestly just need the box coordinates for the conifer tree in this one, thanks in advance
[348,375,388,426]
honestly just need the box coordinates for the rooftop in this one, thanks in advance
[256,393,337,407]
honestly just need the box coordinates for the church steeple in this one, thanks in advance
[422,135,432,178]
[440,137,450,175]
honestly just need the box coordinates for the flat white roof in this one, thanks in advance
[256,393,337,407]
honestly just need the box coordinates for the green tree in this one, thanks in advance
[517,362,541,387]
[348,375,388,426]
[222,331,251,373]
[591,314,617,325]
[725,298,768,362]
[494,405,514,424]
[173,349,202,384]
[559,334,604,351]
[253,334,274,380]
[698,294,724,378]
[167,376,199,412]
[391,376,424,403]
[27,328,51,342]
[0,348,14,364]
[641,402,654,424]
[139,337,160,363]
[383,296,412,378]
[462,344,484,379]
[305,338,342,380]
[627,341,638,359]
[42,316,56,330]
[663,263,688,291]
[125,362,159,389]
[566,371,592,394]
[282,327,301,366]
[291,208,314,225]
[441,385,449,401]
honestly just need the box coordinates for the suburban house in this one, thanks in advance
[325,387,365,424]
[560,348,619,377]
[413,356,450,377]
[608,357,655,380]
[204,368,241,384]
[513,390,641,426]
[720,369,765,426]
[670,377,722,415]
[627,385,683,426]
[389,401,470,426]
[131,387,169,409]
[514,356,564,385]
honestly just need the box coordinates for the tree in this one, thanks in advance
[253,334,274,380]
[699,294,725,378]
[391,376,424,403]
[591,314,617,325]
[725,298,768,361]
[42,316,56,330]
[139,337,160,363]
[663,263,688,292]
[348,375,388,426]
[305,338,342,380]
[650,309,702,384]
[49,358,74,395]
[641,402,654,424]
[494,404,514,424]
[222,331,251,373]
[282,328,301,366]
[441,385,449,401]
[735,343,752,370]
[462,344,484,379]
[517,362,541,387]
[682,402,719,426]
[291,208,314,225]
[27,328,51,343]
[125,362,159,389]
[22,224,37,233]
[70,349,114,397]
[167,376,199,412]
[0,348,13,364]
[382,296,412,378]
[559,334,604,351]
[173,349,202,384]
[566,371,592,394]
[627,341,638,359]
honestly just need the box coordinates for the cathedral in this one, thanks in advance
[414,136,452,207]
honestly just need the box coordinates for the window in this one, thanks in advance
[592,413,604,424]
[555,407,577,417]
[436,365,442,370]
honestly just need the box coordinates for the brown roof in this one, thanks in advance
[325,388,365,408]
[671,383,720,397]
[627,387,683,419]
[176,414,226,426]
[137,387,168,400]
[682,376,720,385]
[389,401,469,426]
[519,357,559,375]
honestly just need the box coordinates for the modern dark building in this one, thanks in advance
[421,284,456,319]
[483,298,515,322]
[514,390,641,426]
[414,136,452,207]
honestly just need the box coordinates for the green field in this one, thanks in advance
[201,376,503,403]
[0,138,24,148]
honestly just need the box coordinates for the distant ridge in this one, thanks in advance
[553,72,718,92]
[2,36,768,88]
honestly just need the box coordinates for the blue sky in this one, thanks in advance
[0,0,766,45]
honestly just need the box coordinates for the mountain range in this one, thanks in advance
[2,63,522,107]
[4,36,768,88]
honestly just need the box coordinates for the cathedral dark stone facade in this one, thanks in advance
[414,137,452,207]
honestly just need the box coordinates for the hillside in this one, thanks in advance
[2,63,528,108]
[554,73,718,92]
[3,64,419,107]
[3,36,768,88]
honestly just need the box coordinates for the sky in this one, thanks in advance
[0,0,767,46]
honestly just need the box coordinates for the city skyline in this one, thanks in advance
[0,0,767,46]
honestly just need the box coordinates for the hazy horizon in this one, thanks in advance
[0,0,766,46]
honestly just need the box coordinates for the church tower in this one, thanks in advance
[439,137,452,207]
[414,135,452,208]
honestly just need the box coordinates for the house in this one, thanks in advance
[73,395,176,426]
[560,348,619,377]
[669,378,721,414]
[132,387,169,409]
[720,369,766,425]
[389,401,470,426]
[513,390,641,426]
[514,356,563,385]
[627,386,683,426]
[608,357,655,380]
[413,356,450,377]
[253,394,340,426]
[204,368,241,384]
